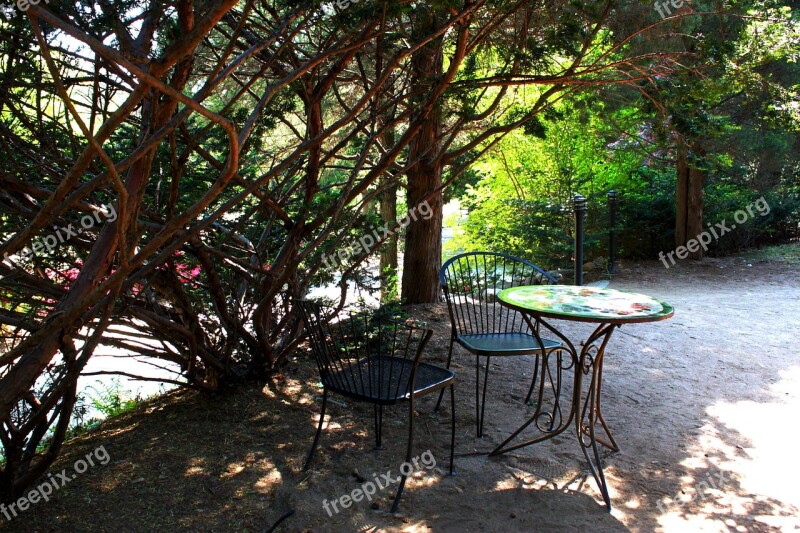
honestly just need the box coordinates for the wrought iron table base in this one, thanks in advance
[489,316,621,511]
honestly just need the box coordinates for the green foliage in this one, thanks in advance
[448,82,799,262]
[743,242,800,264]
[84,379,142,419]
[379,266,399,304]
[447,95,643,267]
[446,4,800,264]
[613,169,676,259]
[703,181,800,253]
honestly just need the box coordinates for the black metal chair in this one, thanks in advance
[436,252,562,437]
[298,300,456,513]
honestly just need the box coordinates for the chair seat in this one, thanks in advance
[323,355,456,405]
[456,332,561,356]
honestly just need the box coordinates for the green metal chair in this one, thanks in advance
[436,252,562,437]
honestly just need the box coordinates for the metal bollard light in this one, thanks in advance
[574,194,587,286]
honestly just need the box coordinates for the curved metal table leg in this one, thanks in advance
[575,322,619,511]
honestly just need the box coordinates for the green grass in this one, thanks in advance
[741,242,800,265]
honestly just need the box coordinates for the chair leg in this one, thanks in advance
[477,355,491,438]
[475,355,481,437]
[449,383,456,476]
[525,352,541,404]
[374,404,384,449]
[435,339,455,412]
[391,395,416,514]
[304,388,328,471]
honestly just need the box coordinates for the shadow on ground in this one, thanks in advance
[5,255,800,532]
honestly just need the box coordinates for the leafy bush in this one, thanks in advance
[84,379,141,419]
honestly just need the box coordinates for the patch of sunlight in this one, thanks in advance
[279,376,305,394]
[184,457,208,477]
[657,365,800,531]
[223,462,246,477]
[659,513,747,532]
[313,413,342,430]
[261,376,307,402]
[254,469,282,492]
[295,391,317,405]
[707,395,800,509]
[493,474,524,491]
[261,385,277,399]
[623,497,641,509]
[399,520,434,532]
[419,473,437,485]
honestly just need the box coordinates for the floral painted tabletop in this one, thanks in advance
[497,285,674,323]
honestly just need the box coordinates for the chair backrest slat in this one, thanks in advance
[440,252,556,338]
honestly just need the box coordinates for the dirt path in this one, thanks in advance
[7,254,800,532]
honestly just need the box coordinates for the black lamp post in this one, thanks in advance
[574,194,587,286]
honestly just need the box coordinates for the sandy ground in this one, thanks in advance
[5,253,800,532]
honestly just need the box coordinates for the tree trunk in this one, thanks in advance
[675,140,704,259]
[402,155,443,303]
[401,11,444,304]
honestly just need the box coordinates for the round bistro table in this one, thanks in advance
[492,285,674,511]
